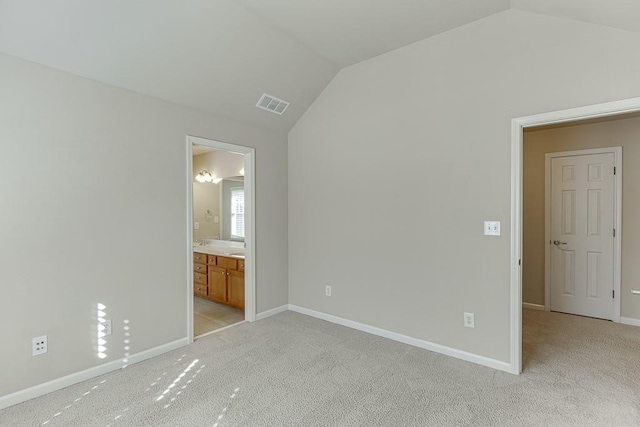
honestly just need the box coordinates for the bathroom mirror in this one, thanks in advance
[192,145,245,242]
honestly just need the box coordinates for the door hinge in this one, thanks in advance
[613,228,616,237]
[614,166,616,175]
[613,290,615,298]
[519,259,521,266]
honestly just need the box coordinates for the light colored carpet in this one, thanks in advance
[1,310,639,426]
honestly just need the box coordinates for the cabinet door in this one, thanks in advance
[208,266,227,303]
[227,270,245,311]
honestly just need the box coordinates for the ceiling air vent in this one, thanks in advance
[256,93,290,116]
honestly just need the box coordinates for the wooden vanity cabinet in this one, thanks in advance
[194,251,244,311]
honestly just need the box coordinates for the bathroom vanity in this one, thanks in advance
[193,248,245,311]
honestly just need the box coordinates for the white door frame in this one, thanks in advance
[186,135,257,344]
[511,96,640,374]
[544,148,622,319]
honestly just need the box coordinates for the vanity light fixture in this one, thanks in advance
[195,170,213,183]
[195,170,223,184]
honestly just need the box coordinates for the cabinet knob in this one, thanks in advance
[222,271,225,275]
[227,272,230,276]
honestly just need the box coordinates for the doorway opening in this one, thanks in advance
[511,98,640,374]
[186,136,256,342]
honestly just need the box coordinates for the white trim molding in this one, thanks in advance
[522,303,545,311]
[256,305,289,321]
[289,305,511,373]
[511,96,640,375]
[621,317,640,327]
[0,338,189,410]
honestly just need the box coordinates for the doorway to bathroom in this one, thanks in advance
[186,136,256,341]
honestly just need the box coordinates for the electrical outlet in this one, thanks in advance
[325,285,332,297]
[464,312,475,328]
[100,319,112,336]
[32,335,48,356]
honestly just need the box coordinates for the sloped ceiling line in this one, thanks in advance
[2,0,638,133]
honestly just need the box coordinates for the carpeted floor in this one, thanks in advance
[1,309,639,426]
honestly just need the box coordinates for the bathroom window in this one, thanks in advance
[230,188,245,238]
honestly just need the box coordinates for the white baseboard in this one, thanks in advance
[621,316,640,327]
[522,302,545,311]
[256,304,289,321]
[0,337,189,411]
[288,305,512,374]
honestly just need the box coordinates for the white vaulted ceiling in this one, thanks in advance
[0,0,638,133]
[0,0,337,133]
[237,0,510,68]
[511,0,640,35]
[0,0,510,133]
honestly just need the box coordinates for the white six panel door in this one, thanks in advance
[550,153,615,320]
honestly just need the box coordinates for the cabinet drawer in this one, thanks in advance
[238,259,245,271]
[218,256,238,270]
[194,282,208,297]
[194,252,207,264]
[194,271,208,285]
[207,255,217,266]
[193,263,207,274]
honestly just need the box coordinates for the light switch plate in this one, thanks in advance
[484,221,500,236]
[194,222,200,230]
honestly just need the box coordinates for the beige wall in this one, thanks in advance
[192,150,244,240]
[0,52,288,398]
[523,115,640,320]
[288,9,640,364]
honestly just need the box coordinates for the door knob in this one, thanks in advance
[553,240,567,246]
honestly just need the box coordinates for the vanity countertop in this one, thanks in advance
[193,245,245,259]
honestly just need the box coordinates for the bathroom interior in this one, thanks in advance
[192,145,246,337]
